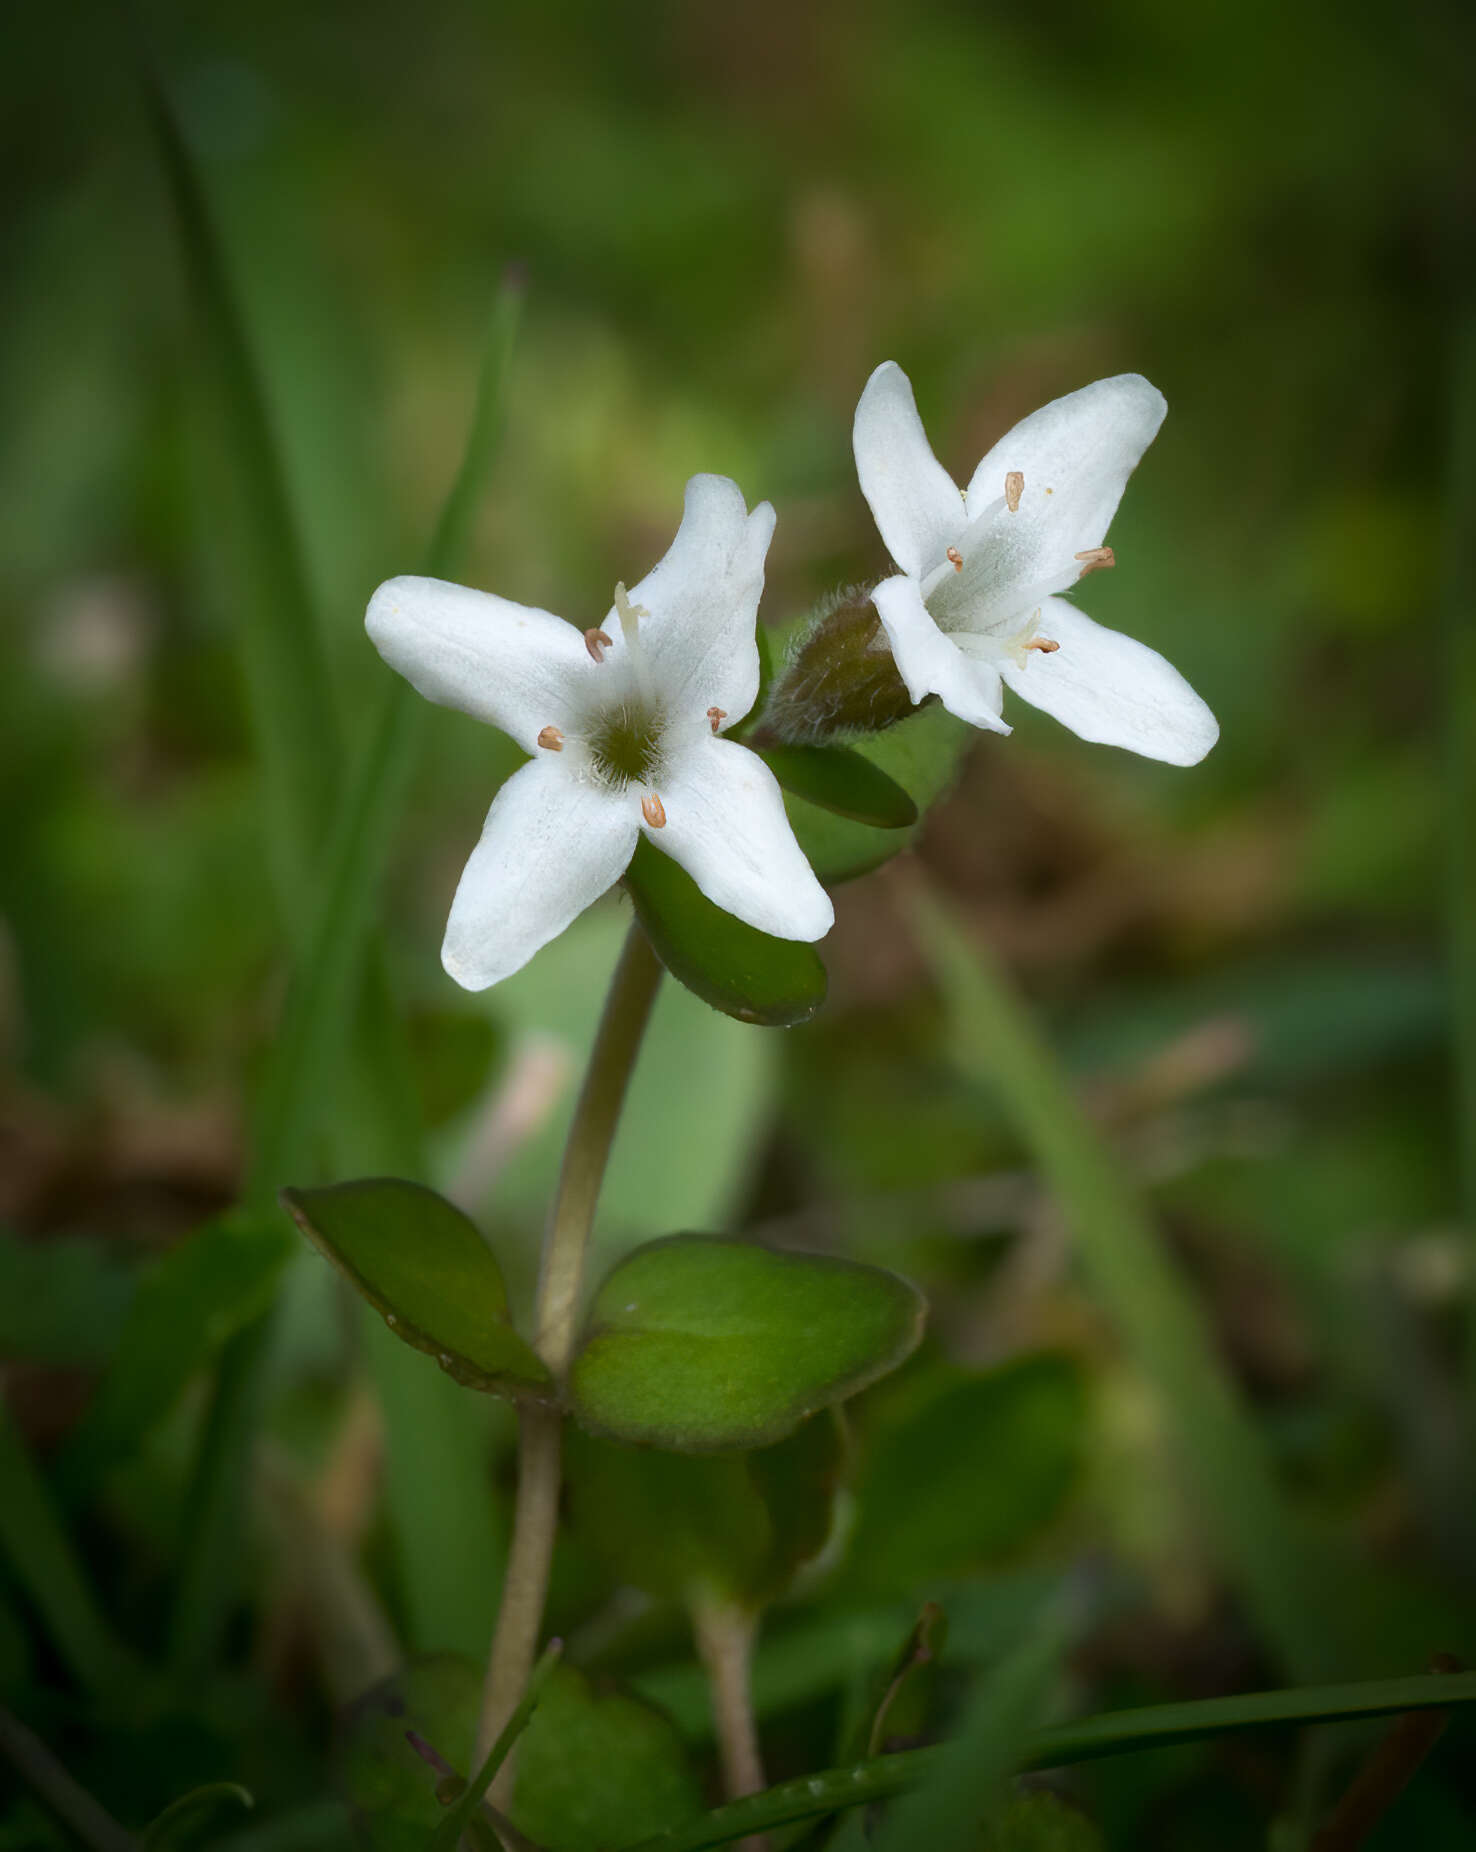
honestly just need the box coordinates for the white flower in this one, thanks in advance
[367,474,834,991]
[852,362,1218,766]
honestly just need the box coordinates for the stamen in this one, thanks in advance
[1004,471,1024,514]
[537,725,564,751]
[707,707,727,733]
[1024,637,1060,654]
[946,546,963,572]
[1074,546,1115,576]
[584,628,613,663]
[641,792,667,829]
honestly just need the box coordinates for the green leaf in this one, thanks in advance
[428,1641,562,1852]
[53,1209,295,1501]
[141,1782,254,1850]
[760,745,917,829]
[843,1357,1086,1594]
[340,1654,479,1852]
[565,1414,843,1607]
[787,704,974,886]
[623,838,826,1027]
[511,1664,701,1852]
[282,1180,551,1401]
[569,1235,925,1451]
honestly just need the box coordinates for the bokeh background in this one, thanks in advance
[5,0,1476,1845]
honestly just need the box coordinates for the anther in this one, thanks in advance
[1024,637,1060,654]
[707,707,727,733]
[537,725,564,751]
[584,628,613,663]
[641,792,667,829]
[946,545,963,572]
[1074,546,1115,576]
[1004,471,1024,513]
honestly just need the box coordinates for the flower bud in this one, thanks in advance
[755,584,918,744]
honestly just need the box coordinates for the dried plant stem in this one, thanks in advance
[474,923,663,1764]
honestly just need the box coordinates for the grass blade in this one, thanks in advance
[906,881,1340,1682]
[615,1671,1476,1851]
[0,1411,137,1701]
[871,1586,1076,1852]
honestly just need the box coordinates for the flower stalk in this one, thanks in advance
[474,922,664,1763]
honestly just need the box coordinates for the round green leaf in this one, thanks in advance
[569,1234,926,1451]
[623,837,826,1027]
[511,1663,701,1852]
[282,1179,552,1402]
[761,744,918,829]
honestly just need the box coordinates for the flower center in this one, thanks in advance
[585,698,666,788]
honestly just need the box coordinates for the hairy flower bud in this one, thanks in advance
[754,584,920,744]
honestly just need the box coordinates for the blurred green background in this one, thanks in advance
[4,0,1476,1845]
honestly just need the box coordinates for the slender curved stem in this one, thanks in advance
[475,922,664,1759]
[693,1599,768,1852]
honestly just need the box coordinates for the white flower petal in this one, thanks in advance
[853,362,967,579]
[622,474,775,724]
[960,375,1167,592]
[870,575,1010,735]
[441,760,639,990]
[654,738,834,942]
[367,576,590,755]
[999,598,1218,766]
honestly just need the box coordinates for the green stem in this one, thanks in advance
[474,924,664,1761]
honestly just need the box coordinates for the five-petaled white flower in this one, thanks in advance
[367,474,833,991]
[853,362,1218,766]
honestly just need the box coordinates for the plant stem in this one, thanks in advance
[692,1600,767,1825]
[474,923,663,1761]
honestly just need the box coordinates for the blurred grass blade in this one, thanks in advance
[250,266,523,1202]
[138,51,340,913]
[615,1671,1476,1850]
[870,1585,1075,1852]
[1446,313,1476,1406]
[0,1411,136,1700]
[0,1707,135,1852]
[906,881,1338,1683]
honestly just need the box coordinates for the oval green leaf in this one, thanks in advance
[141,1783,253,1851]
[569,1234,926,1451]
[623,837,827,1027]
[761,744,918,829]
[282,1179,552,1403]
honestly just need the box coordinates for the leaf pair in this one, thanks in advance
[283,1180,924,1451]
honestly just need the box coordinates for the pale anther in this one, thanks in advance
[537,725,564,751]
[946,546,963,572]
[584,627,613,663]
[1074,546,1115,576]
[1004,471,1024,513]
[707,707,727,732]
[641,792,667,829]
[1024,637,1060,654]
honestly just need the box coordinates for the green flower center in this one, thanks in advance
[587,700,664,788]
